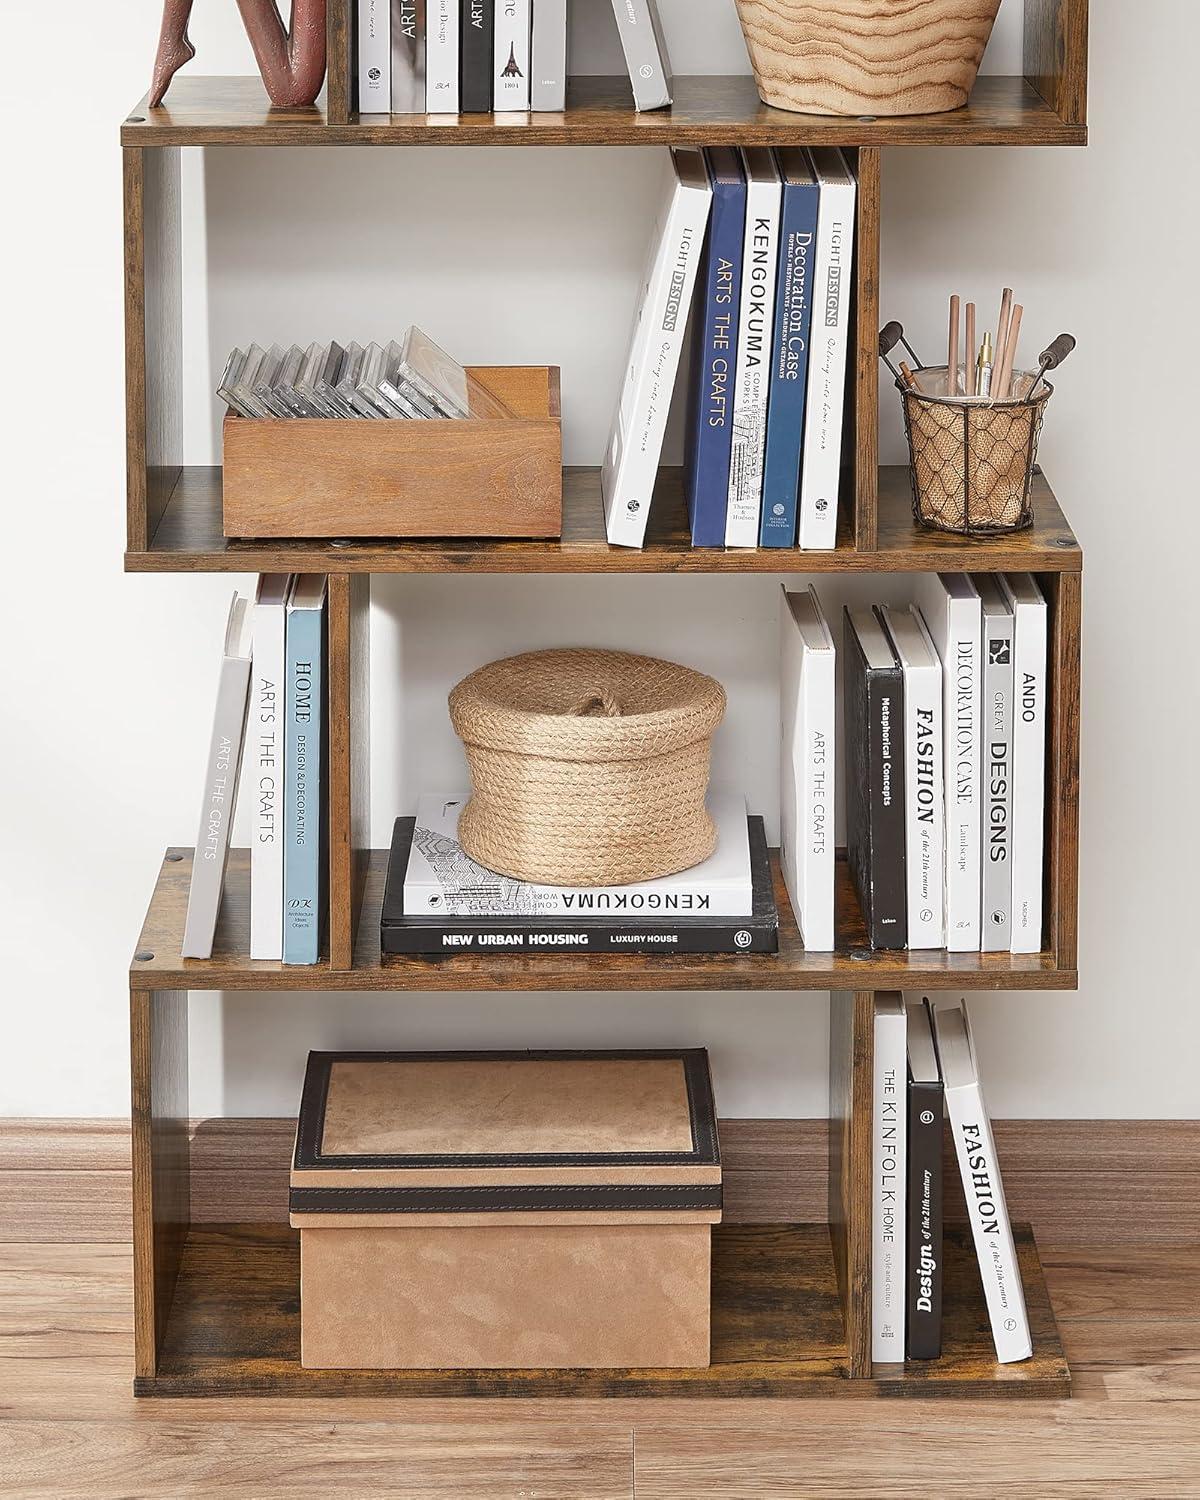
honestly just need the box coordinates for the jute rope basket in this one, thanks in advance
[448,649,727,886]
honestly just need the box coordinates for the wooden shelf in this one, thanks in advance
[126,465,1081,576]
[131,845,1075,993]
[122,75,1086,149]
[134,1220,1068,1398]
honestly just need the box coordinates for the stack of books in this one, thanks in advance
[380,790,779,955]
[182,575,328,966]
[603,145,857,552]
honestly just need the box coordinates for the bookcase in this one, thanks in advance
[122,0,1087,1399]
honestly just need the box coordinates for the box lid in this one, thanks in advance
[290,1049,720,1225]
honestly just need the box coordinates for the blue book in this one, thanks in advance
[683,147,746,548]
[283,575,327,965]
[759,148,820,548]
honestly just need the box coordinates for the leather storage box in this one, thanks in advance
[290,1048,721,1370]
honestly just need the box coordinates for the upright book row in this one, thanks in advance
[182,576,328,966]
[603,147,857,551]
[781,572,1048,955]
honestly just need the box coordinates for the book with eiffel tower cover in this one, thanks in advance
[494,0,531,110]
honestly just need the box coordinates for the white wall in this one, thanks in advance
[2,0,1196,1121]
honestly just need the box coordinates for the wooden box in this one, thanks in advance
[222,366,562,539]
[289,1048,721,1370]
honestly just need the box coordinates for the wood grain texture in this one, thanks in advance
[854,149,880,551]
[1024,0,1089,126]
[326,574,371,969]
[129,989,190,1379]
[1047,570,1081,972]
[828,992,874,1377]
[120,73,1087,147]
[325,0,352,124]
[130,465,1081,574]
[129,846,1074,993]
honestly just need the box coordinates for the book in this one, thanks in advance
[426,0,459,111]
[933,1001,1032,1363]
[1001,574,1048,953]
[779,585,836,950]
[609,0,672,112]
[382,814,779,955]
[977,576,1015,952]
[460,0,494,111]
[760,147,819,548]
[872,993,907,1363]
[283,576,327,966]
[494,0,531,110]
[181,596,254,960]
[883,605,945,950]
[798,148,856,551]
[906,999,944,1360]
[530,0,567,111]
[248,575,292,962]
[915,574,982,952]
[404,788,753,916]
[358,0,391,112]
[602,148,712,548]
[725,147,782,547]
[390,0,426,111]
[683,147,746,548]
[844,606,907,949]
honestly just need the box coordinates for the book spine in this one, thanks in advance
[460,0,494,110]
[798,167,856,550]
[530,0,566,110]
[358,0,391,111]
[760,175,819,547]
[248,599,287,961]
[872,1007,907,1362]
[725,172,782,547]
[609,0,672,111]
[798,646,836,949]
[382,918,778,956]
[946,1079,1032,1362]
[684,176,745,547]
[982,607,1015,951]
[906,1078,944,1359]
[181,659,253,960]
[869,664,907,949]
[426,0,459,110]
[942,594,982,951]
[1009,594,1048,952]
[904,658,945,950]
[405,871,753,917]
[494,0,531,110]
[390,0,426,111]
[283,608,324,966]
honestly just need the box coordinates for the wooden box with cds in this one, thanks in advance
[222,366,563,540]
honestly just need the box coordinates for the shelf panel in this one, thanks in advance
[122,75,1086,149]
[135,1221,1068,1397]
[131,847,1075,993]
[127,465,1081,576]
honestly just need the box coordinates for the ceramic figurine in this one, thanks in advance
[150,0,327,109]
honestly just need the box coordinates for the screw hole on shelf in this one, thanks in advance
[1054,537,1075,548]
[329,538,355,549]
[166,853,184,862]
[858,115,877,123]
[134,951,155,963]
[128,115,146,123]
[849,950,870,962]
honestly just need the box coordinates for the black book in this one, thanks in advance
[843,606,907,949]
[460,0,494,111]
[906,998,944,1360]
[381,815,779,956]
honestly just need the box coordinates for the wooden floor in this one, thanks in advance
[2,1181,1199,1496]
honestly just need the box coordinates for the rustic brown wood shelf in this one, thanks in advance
[126,464,1081,575]
[122,74,1086,150]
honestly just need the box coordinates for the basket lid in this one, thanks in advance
[448,649,726,764]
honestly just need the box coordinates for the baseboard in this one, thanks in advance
[1,1117,1196,1244]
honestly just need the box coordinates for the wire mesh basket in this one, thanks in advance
[880,321,1075,536]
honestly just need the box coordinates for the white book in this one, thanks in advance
[883,605,946,950]
[426,0,459,111]
[798,148,856,550]
[358,0,390,112]
[494,0,531,110]
[247,575,291,962]
[602,148,712,548]
[181,596,254,960]
[609,0,673,111]
[725,147,783,547]
[531,0,567,111]
[933,1001,1032,1363]
[1001,574,1048,953]
[406,789,752,917]
[872,994,907,1363]
[977,576,1015,952]
[779,586,836,950]
[915,574,982,951]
